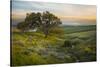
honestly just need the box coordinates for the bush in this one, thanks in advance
[61,40,72,48]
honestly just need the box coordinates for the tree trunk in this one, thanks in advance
[45,34,47,38]
[44,29,49,38]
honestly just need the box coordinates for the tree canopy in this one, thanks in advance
[17,11,62,37]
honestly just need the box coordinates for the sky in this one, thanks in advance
[11,1,96,26]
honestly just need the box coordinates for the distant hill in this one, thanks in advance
[61,25,96,34]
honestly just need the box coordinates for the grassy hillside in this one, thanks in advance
[11,25,96,66]
[63,25,96,34]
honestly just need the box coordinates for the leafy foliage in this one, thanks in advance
[17,11,62,37]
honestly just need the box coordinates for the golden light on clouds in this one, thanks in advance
[12,11,26,20]
[59,15,96,21]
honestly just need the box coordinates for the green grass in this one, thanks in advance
[11,25,96,66]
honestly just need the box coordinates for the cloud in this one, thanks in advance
[11,1,96,25]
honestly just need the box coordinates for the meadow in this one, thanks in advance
[11,25,96,66]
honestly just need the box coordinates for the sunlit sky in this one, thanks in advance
[12,1,96,25]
